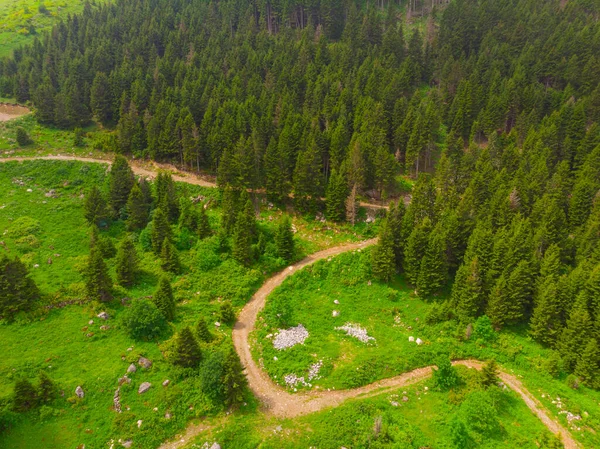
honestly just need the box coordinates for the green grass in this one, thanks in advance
[254,250,600,447]
[0,159,378,449]
[186,369,560,449]
[0,0,104,57]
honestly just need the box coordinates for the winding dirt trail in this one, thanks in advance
[1,156,579,448]
[231,240,580,449]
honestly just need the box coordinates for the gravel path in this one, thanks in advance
[1,156,579,448]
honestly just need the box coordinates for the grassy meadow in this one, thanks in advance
[255,250,600,447]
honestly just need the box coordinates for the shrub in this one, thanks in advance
[432,355,460,391]
[7,217,41,238]
[566,374,580,390]
[73,128,85,147]
[219,301,236,325]
[459,390,500,439]
[120,299,168,340]
[16,127,32,146]
[472,315,496,343]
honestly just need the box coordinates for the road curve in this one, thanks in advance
[0,156,578,448]
[232,240,580,449]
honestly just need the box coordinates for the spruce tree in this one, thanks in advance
[84,186,108,227]
[116,237,138,287]
[85,246,113,302]
[219,301,236,325]
[196,318,213,343]
[275,215,295,262]
[574,339,600,388]
[325,169,348,222]
[387,201,406,271]
[126,183,150,231]
[222,347,247,409]
[451,256,484,323]
[153,276,175,321]
[372,218,396,282]
[37,371,57,404]
[160,238,180,273]
[197,203,211,239]
[530,278,562,346]
[90,72,112,126]
[480,359,499,388]
[559,294,594,371]
[155,171,180,222]
[417,224,448,297]
[221,187,239,236]
[12,379,38,412]
[433,355,459,391]
[0,255,40,320]
[151,206,172,254]
[403,217,432,285]
[172,327,202,368]
[109,155,135,216]
[232,196,255,266]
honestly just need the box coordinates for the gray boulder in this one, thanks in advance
[75,386,84,398]
[127,363,137,374]
[138,382,151,394]
[138,357,152,369]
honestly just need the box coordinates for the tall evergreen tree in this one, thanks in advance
[126,183,150,231]
[451,256,485,323]
[153,276,175,321]
[0,255,40,320]
[559,294,594,371]
[372,218,397,282]
[84,246,113,302]
[84,186,108,227]
[222,347,247,409]
[275,215,295,262]
[109,155,135,216]
[172,327,202,368]
[116,237,138,287]
[325,169,348,222]
[37,371,57,404]
[160,238,180,273]
[12,379,38,412]
[151,206,172,254]
[197,203,211,239]
[480,359,499,388]
[196,318,213,343]
[417,224,448,297]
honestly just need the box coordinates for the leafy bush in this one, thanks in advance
[472,315,496,343]
[120,299,168,341]
[15,127,32,146]
[459,390,501,439]
[7,217,41,238]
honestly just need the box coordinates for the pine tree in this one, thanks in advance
[84,186,108,227]
[160,238,180,273]
[172,327,202,368]
[116,237,138,287]
[219,301,236,325]
[325,169,348,222]
[153,276,175,321]
[345,183,359,225]
[264,137,289,205]
[372,218,396,282]
[155,171,179,222]
[197,203,211,239]
[85,246,113,302]
[196,318,213,343]
[109,155,135,216]
[480,359,499,388]
[232,196,255,266]
[387,201,406,271]
[151,206,172,254]
[529,278,562,346]
[37,371,57,404]
[0,255,40,320]
[275,215,295,262]
[220,187,239,236]
[432,355,459,391]
[126,183,150,231]
[575,339,600,388]
[222,347,247,409]
[12,379,38,412]
[417,224,448,297]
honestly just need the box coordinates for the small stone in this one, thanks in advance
[33,264,39,268]
[165,412,172,419]
[100,325,109,331]
[47,258,52,265]
[408,336,414,342]
[416,338,423,345]
[333,299,340,305]
[137,420,142,429]
[97,312,109,320]
[127,364,137,374]
[273,356,278,361]
[75,386,84,398]
[214,322,221,327]
[138,382,151,394]
[138,357,152,369]
[88,320,94,325]
[121,440,132,448]
[162,379,170,387]
[332,310,340,317]
[118,376,131,386]
[126,347,133,351]
[26,188,32,192]
[402,396,409,402]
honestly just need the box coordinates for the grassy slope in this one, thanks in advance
[187,369,559,449]
[255,250,600,447]
[0,159,375,449]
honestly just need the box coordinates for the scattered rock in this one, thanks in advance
[113,388,122,413]
[214,322,221,327]
[273,324,310,350]
[162,379,170,387]
[118,375,131,386]
[137,420,142,429]
[88,320,94,325]
[47,258,52,265]
[138,382,151,394]
[97,312,109,320]
[335,323,375,343]
[75,386,84,398]
[26,188,32,192]
[165,412,172,419]
[408,336,414,342]
[415,338,423,345]
[33,264,39,268]
[121,440,132,448]
[333,299,340,305]
[273,356,278,361]
[138,357,152,369]
[126,347,133,351]
[45,189,57,198]
[402,396,409,402]
[100,325,109,331]
[332,310,340,317]
[126,363,137,374]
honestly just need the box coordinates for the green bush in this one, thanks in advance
[120,299,168,341]
[7,217,41,238]
[472,315,496,343]
[16,127,32,146]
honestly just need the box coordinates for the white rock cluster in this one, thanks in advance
[308,360,323,381]
[335,323,375,343]
[273,324,309,350]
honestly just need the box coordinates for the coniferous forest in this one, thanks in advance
[1,0,600,447]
